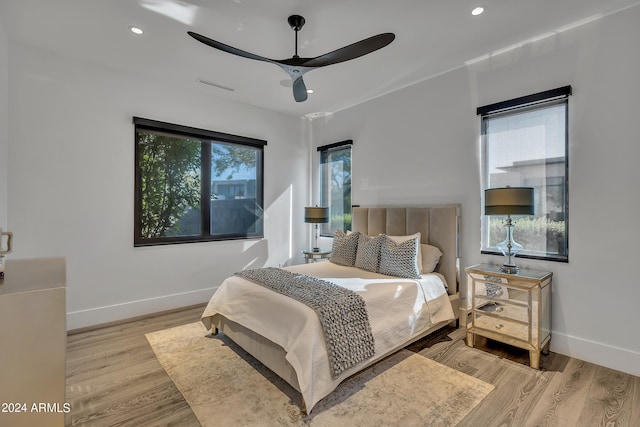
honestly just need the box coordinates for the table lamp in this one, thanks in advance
[485,187,534,274]
[304,206,329,252]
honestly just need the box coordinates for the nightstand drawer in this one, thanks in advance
[468,271,508,284]
[473,299,529,323]
[472,312,530,342]
[473,281,508,299]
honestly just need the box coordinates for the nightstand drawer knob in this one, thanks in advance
[496,290,504,296]
[495,306,504,313]
[495,323,504,329]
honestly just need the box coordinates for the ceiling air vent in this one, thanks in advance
[196,79,234,92]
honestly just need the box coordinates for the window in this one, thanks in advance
[134,117,266,246]
[318,140,352,235]
[478,86,571,262]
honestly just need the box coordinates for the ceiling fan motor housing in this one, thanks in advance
[288,15,306,31]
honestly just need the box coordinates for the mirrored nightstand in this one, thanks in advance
[465,263,552,369]
[302,250,331,263]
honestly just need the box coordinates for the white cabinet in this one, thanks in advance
[0,258,66,427]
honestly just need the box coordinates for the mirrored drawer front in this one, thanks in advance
[469,272,508,284]
[470,273,509,300]
[472,312,534,342]
[473,299,529,323]
[473,281,507,297]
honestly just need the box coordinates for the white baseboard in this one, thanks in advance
[551,331,640,377]
[66,287,217,330]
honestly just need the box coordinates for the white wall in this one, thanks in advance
[0,15,8,229]
[311,6,640,376]
[7,42,308,329]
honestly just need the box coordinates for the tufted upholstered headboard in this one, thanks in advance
[351,205,460,295]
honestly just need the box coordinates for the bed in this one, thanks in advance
[201,205,461,413]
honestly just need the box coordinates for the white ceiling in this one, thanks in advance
[1,0,639,118]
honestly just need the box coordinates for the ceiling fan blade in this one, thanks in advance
[292,76,308,102]
[302,33,395,67]
[188,31,275,64]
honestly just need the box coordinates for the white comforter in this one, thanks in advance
[201,262,455,412]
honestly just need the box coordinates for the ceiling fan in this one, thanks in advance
[188,15,395,102]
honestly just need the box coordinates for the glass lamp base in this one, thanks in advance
[497,216,522,275]
[500,264,520,274]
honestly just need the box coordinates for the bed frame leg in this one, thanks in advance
[300,397,307,416]
[211,327,219,336]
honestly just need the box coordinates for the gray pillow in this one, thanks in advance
[379,234,421,279]
[329,230,359,267]
[355,233,384,272]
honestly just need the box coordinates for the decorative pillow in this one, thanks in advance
[420,244,443,274]
[355,233,384,272]
[386,233,423,272]
[329,230,359,267]
[379,234,421,279]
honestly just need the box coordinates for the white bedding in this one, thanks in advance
[201,262,455,411]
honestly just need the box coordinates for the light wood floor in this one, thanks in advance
[66,305,640,426]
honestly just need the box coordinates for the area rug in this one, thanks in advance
[146,322,494,426]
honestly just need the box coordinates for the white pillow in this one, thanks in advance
[420,244,443,273]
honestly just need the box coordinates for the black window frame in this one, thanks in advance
[134,117,266,247]
[318,140,353,236]
[478,86,571,263]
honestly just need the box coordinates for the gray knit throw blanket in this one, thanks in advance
[235,267,375,378]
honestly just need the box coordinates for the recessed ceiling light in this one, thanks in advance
[129,26,144,35]
[306,89,314,94]
[471,6,485,16]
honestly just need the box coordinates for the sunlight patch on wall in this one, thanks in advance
[465,14,602,66]
[140,0,198,25]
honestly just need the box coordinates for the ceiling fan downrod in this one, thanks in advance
[288,15,305,58]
